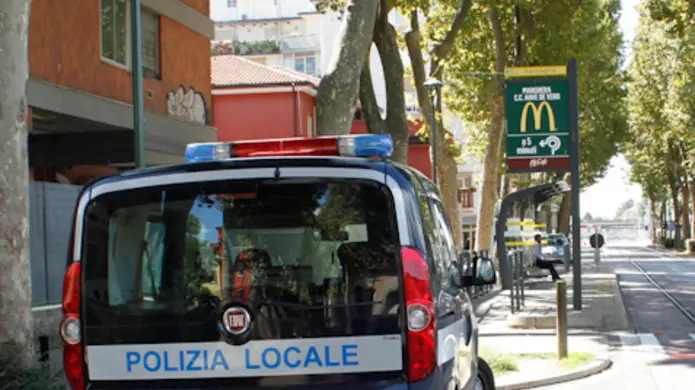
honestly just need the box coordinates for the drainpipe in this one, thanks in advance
[292,82,298,136]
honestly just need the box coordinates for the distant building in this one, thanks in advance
[210,0,337,77]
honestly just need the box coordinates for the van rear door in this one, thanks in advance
[78,176,406,389]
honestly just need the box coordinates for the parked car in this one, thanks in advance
[542,233,569,264]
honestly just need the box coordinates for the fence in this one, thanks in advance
[509,249,526,313]
[29,182,82,306]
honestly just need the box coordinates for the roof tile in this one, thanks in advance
[211,55,320,88]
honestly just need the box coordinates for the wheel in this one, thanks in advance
[475,357,495,390]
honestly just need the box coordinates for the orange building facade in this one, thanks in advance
[28,0,217,184]
[211,55,434,179]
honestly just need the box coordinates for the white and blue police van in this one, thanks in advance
[59,134,497,390]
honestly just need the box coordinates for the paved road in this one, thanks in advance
[533,242,695,390]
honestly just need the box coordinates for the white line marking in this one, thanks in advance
[635,333,667,357]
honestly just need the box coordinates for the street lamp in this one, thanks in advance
[424,79,443,186]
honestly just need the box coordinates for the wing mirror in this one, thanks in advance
[459,256,497,287]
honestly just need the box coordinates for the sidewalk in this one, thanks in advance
[472,248,629,389]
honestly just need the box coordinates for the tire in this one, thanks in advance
[475,357,495,390]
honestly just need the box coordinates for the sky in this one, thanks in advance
[579,0,642,219]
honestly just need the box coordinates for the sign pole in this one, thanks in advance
[568,58,582,310]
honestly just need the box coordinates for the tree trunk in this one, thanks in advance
[557,172,572,236]
[667,169,681,248]
[659,200,666,239]
[316,0,379,136]
[691,178,695,239]
[404,11,464,251]
[372,1,409,163]
[474,8,506,252]
[681,177,691,240]
[358,54,386,135]
[0,0,34,368]
[650,196,657,243]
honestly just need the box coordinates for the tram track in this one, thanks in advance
[620,247,695,326]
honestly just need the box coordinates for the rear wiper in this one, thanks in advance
[258,300,382,310]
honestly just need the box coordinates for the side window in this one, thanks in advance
[416,193,441,288]
[429,199,458,287]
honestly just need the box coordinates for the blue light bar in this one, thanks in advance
[337,134,393,158]
[184,134,394,163]
[185,142,231,163]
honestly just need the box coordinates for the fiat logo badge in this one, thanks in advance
[223,306,251,335]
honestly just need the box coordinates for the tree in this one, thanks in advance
[0,0,33,368]
[624,5,693,247]
[445,0,628,245]
[315,0,380,136]
[358,0,410,163]
[583,212,594,222]
[400,0,475,251]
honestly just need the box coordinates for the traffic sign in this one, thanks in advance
[589,233,605,249]
[504,71,571,172]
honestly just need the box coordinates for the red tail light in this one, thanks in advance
[61,262,85,390]
[401,247,436,382]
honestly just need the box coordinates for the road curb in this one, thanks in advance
[496,356,612,390]
[613,273,637,333]
[472,288,505,320]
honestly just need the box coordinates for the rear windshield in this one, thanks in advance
[82,179,402,345]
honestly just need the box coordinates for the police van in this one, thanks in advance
[60,134,497,390]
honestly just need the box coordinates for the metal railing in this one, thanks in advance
[509,249,526,314]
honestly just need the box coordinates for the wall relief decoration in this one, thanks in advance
[167,86,208,125]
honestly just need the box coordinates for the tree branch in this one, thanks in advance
[315,0,379,135]
[487,7,507,90]
[431,0,473,61]
[373,0,409,162]
[405,10,435,126]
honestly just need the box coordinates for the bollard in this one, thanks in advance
[509,251,516,314]
[556,280,568,359]
[515,253,522,311]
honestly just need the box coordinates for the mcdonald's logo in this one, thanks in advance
[520,101,557,133]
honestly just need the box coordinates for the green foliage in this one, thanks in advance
[623,7,691,202]
[441,0,628,188]
[645,0,695,36]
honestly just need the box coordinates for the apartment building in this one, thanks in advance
[28,0,217,183]
[211,0,338,76]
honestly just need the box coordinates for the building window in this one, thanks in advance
[100,0,129,67]
[227,0,237,8]
[295,55,316,75]
[141,9,160,79]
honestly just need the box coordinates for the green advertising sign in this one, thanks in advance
[504,79,570,172]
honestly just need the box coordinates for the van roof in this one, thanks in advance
[90,156,410,189]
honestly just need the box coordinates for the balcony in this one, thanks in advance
[281,34,320,54]
[458,187,476,211]
[211,40,281,56]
